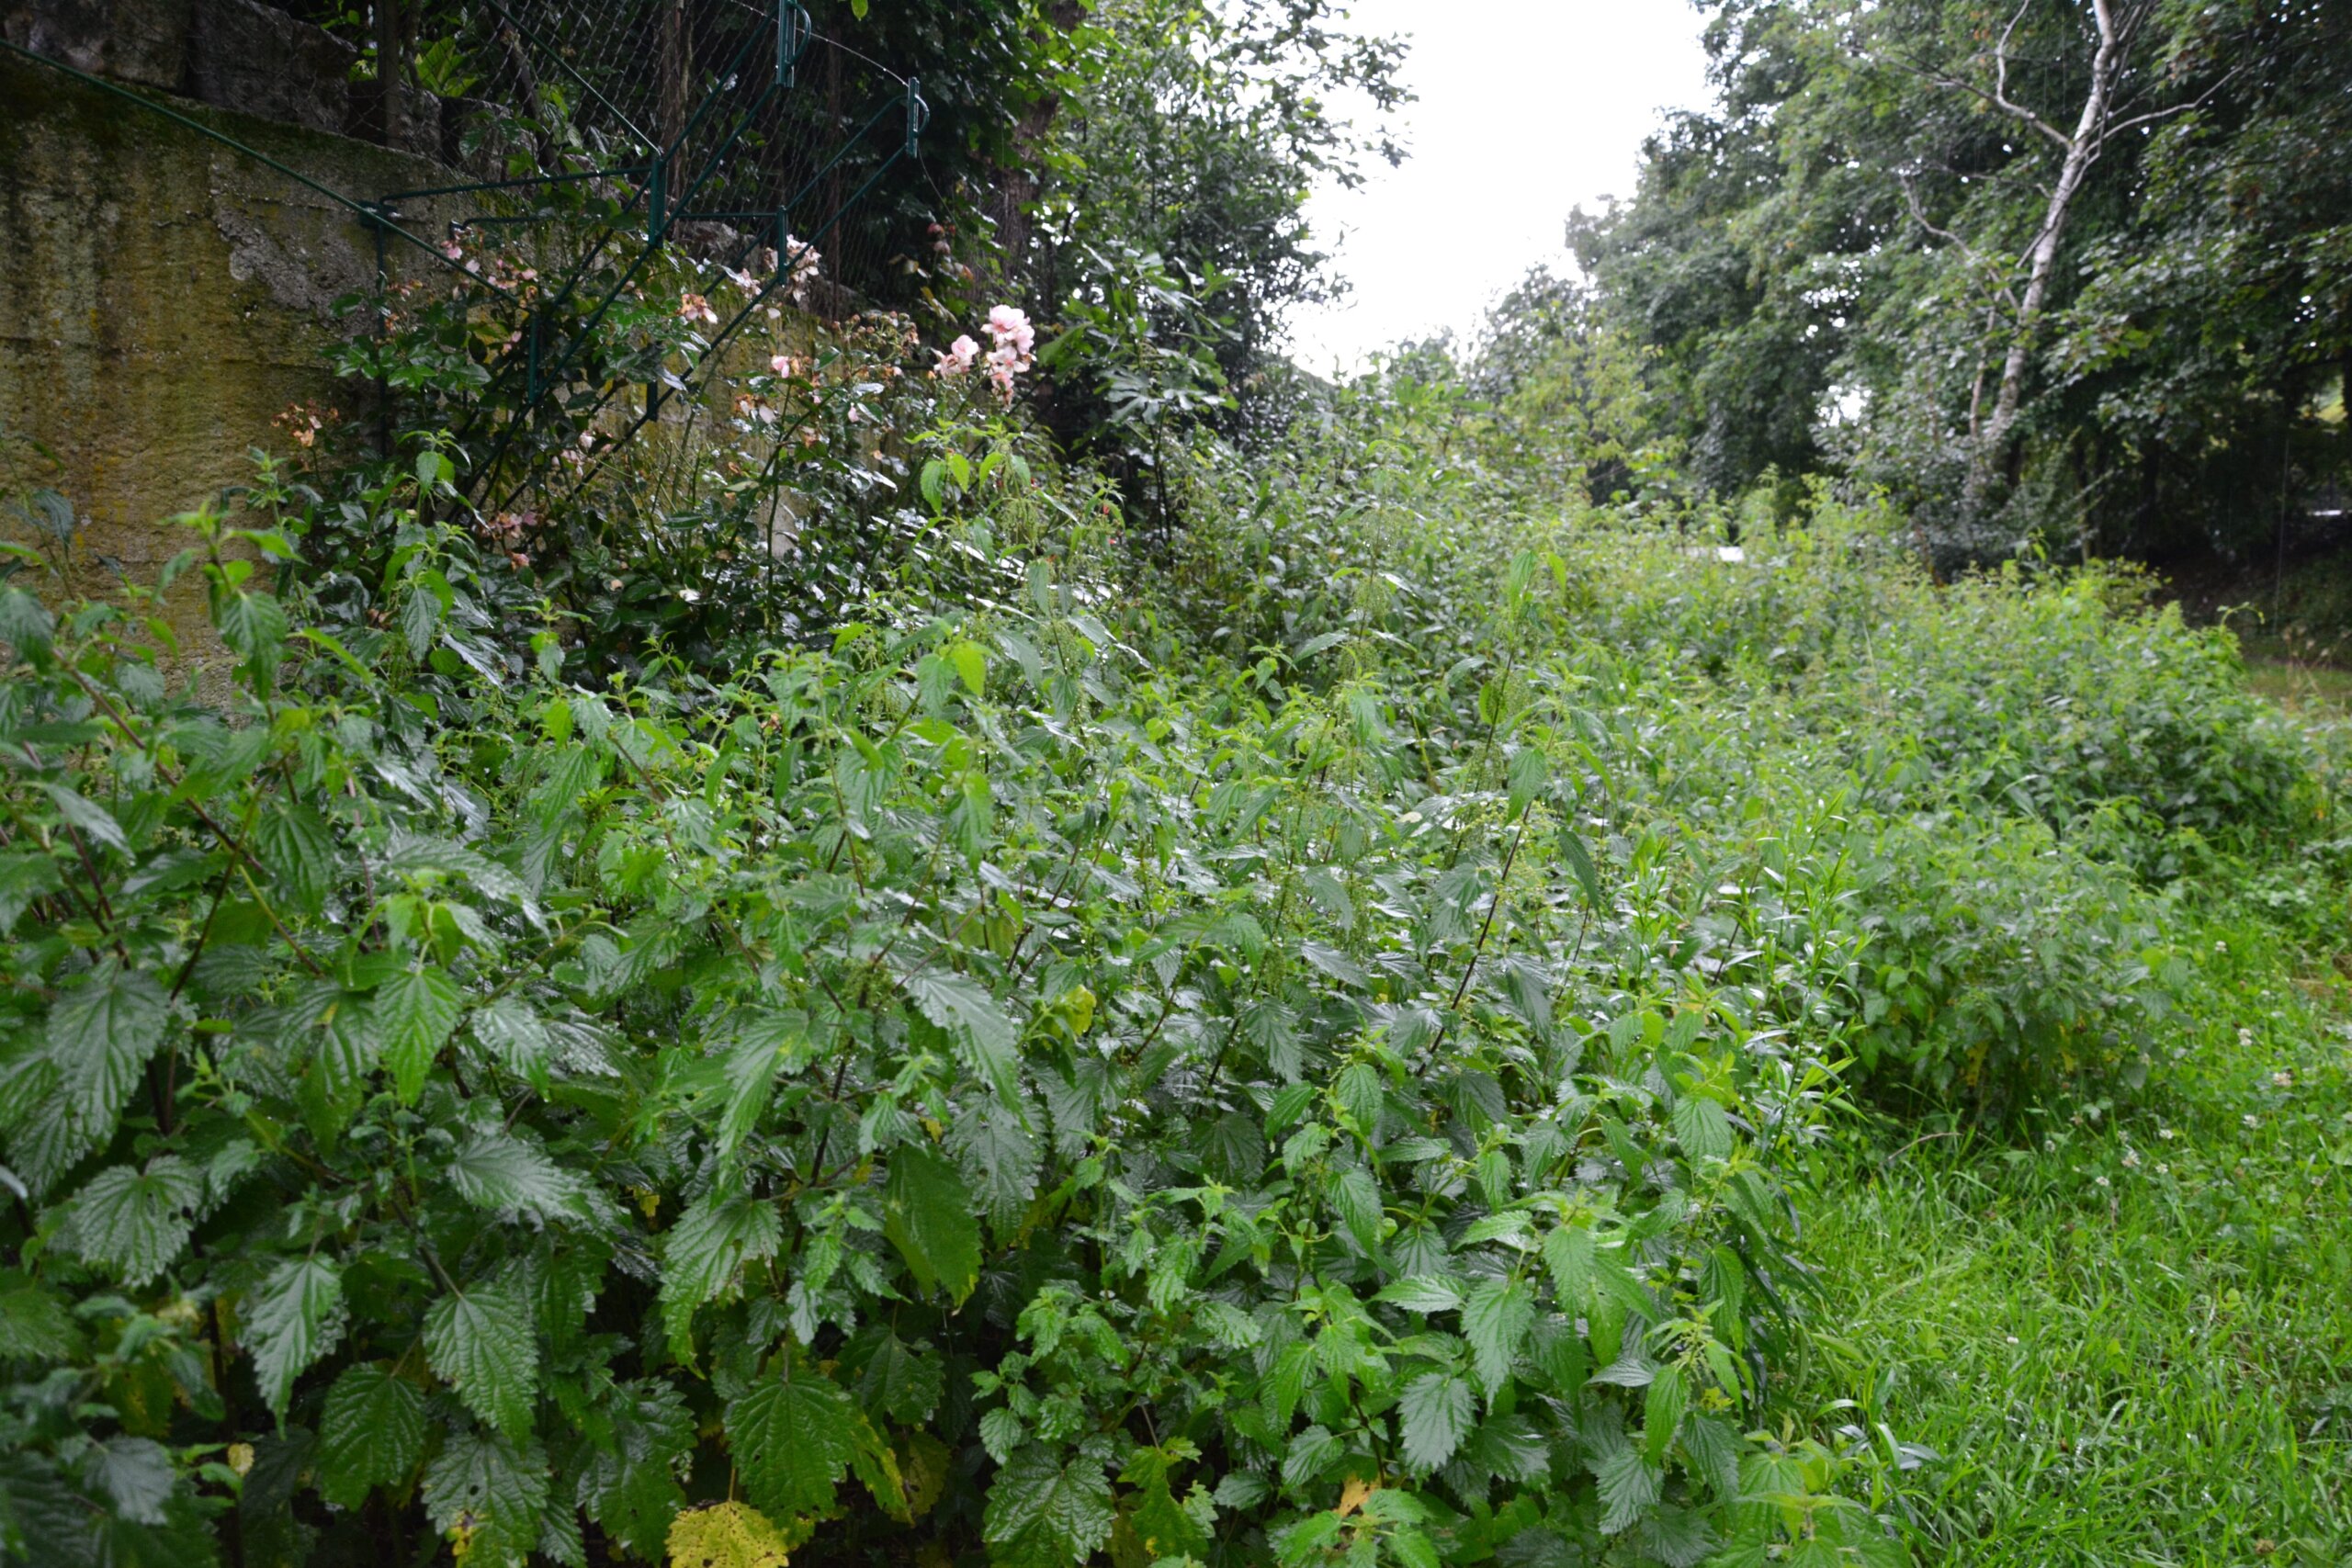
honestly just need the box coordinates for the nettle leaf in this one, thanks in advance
[665,1501,794,1568]
[1507,744,1549,815]
[1332,1167,1383,1255]
[316,1363,427,1507]
[659,1189,784,1361]
[244,1257,346,1418]
[903,970,1020,1106]
[1558,824,1604,910]
[1591,1444,1663,1536]
[423,1428,548,1568]
[65,1157,201,1287]
[1461,1276,1534,1396]
[255,801,336,917]
[0,1270,83,1361]
[1396,1371,1476,1472]
[983,1447,1115,1568]
[312,990,381,1105]
[882,1144,981,1304]
[948,1094,1040,1231]
[470,996,552,1081]
[46,958,167,1137]
[1464,1412,1554,1484]
[424,1282,539,1439]
[1376,1275,1466,1314]
[843,1325,945,1425]
[215,590,290,667]
[82,1436,175,1525]
[40,782,129,856]
[726,1365,858,1519]
[377,964,463,1104]
[1672,1095,1733,1164]
[1542,1225,1595,1310]
[446,1130,580,1221]
[573,1382,690,1560]
[714,1010,806,1162]
[0,851,62,936]
[1643,1362,1689,1466]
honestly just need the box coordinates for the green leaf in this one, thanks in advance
[882,1145,981,1304]
[215,590,289,666]
[843,1326,944,1425]
[1558,824,1604,910]
[1592,1445,1661,1535]
[983,1447,1115,1568]
[659,1189,784,1361]
[725,1366,858,1519]
[244,1257,345,1417]
[377,964,462,1104]
[311,990,380,1105]
[948,640,988,696]
[1332,1167,1383,1254]
[1642,1362,1688,1466]
[401,585,442,661]
[1542,1224,1595,1310]
[581,1379,693,1558]
[423,1429,548,1568]
[1507,745,1548,815]
[1396,1371,1476,1472]
[1374,1275,1465,1314]
[40,782,129,855]
[316,1363,426,1507]
[1461,1276,1533,1396]
[83,1436,175,1525]
[948,1096,1039,1231]
[0,584,56,655]
[1672,1095,1733,1164]
[446,1130,580,1221]
[714,1010,805,1162]
[0,851,62,936]
[424,1282,538,1439]
[0,1269,83,1360]
[65,1157,201,1288]
[470,996,551,1081]
[903,970,1019,1106]
[46,959,166,1143]
[254,801,335,917]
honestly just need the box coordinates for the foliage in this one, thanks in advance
[0,414,1907,1564]
[1788,906,2352,1564]
[1017,0,1408,506]
[1568,0,2352,561]
[1159,366,2334,1115]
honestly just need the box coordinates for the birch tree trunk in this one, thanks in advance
[1967,0,2131,509]
[1981,1,2123,462]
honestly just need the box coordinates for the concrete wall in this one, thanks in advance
[0,41,451,637]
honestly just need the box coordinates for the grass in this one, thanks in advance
[1791,918,2352,1564]
[2244,654,2352,716]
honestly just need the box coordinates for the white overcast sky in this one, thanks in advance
[1284,0,1714,372]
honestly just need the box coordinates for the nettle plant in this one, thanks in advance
[0,450,1905,1568]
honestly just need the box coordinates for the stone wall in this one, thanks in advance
[0,35,453,641]
[4,0,458,155]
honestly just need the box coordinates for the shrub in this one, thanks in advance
[0,491,1899,1565]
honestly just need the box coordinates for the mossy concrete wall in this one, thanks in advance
[0,48,451,638]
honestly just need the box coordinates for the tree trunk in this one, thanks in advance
[1967,0,2131,512]
[374,0,403,147]
[659,0,689,151]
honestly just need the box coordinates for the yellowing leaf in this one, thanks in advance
[1334,1475,1378,1517]
[667,1501,793,1568]
[899,1430,950,1519]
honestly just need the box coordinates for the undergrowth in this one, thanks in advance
[1,325,2344,1568]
